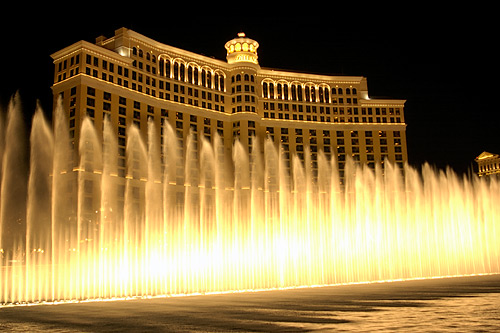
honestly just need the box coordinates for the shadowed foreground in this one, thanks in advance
[0,275,499,332]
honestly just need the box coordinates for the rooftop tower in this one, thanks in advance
[225,32,259,65]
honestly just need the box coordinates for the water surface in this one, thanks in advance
[0,275,499,332]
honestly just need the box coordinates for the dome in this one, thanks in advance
[224,32,259,65]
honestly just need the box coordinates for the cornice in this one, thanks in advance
[50,40,132,66]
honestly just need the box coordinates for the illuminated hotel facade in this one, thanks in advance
[51,28,407,214]
[475,151,500,178]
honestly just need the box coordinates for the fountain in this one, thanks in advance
[1,95,499,304]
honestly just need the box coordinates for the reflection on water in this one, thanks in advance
[334,294,500,332]
[0,275,499,332]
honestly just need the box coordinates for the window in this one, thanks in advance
[118,116,126,126]
[219,74,224,91]
[277,83,283,99]
[205,69,212,88]
[297,85,303,101]
[173,62,179,80]
[180,63,185,81]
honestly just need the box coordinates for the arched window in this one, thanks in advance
[214,73,219,90]
[159,58,164,76]
[201,69,206,87]
[179,63,185,81]
[318,85,330,103]
[173,62,179,80]
[244,74,249,81]
[263,82,268,98]
[291,84,297,101]
[188,66,193,83]
[268,82,274,99]
[305,86,310,102]
[310,85,316,102]
[352,88,357,95]
[219,75,224,91]
[205,70,212,88]
[194,67,198,85]
[215,71,225,91]
[331,87,337,95]
[283,84,289,100]
[338,87,343,95]
[277,83,283,99]
[346,88,351,95]
[165,60,171,78]
[297,85,303,101]
[236,74,241,82]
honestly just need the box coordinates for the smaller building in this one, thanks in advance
[475,151,500,178]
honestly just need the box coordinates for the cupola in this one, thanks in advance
[225,32,259,65]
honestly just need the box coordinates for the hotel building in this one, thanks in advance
[475,151,500,178]
[51,28,407,216]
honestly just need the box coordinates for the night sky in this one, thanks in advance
[1,8,498,175]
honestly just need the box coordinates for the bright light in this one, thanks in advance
[0,106,499,305]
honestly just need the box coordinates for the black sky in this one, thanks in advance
[1,7,498,174]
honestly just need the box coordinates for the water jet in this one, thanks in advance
[1,99,499,304]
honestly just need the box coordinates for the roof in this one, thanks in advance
[475,151,499,161]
